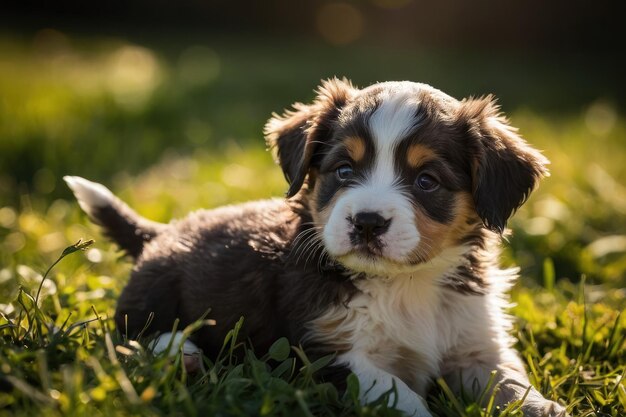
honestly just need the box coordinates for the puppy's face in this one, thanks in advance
[309,86,476,274]
[266,80,548,275]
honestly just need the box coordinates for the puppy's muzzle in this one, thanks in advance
[350,211,391,244]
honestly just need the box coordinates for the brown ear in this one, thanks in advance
[264,77,356,197]
[458,96,549,233]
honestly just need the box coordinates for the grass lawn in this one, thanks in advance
[1,33,625,416]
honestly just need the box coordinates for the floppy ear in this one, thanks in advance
[264,77,356,197]
[458,96,549,233]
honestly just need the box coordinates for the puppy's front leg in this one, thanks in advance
[342,352,432,417]
[444,349,568,417]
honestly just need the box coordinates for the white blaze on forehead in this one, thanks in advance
[367,89,424,186]
[369,90,422,149]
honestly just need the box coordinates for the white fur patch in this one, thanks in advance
[150,331,201,357]
[368,87,422,154]
[63,176,115,218]
[313,256,460,415]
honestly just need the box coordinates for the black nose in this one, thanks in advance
[352,212,391,242]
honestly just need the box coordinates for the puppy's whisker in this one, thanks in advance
[302,235,325,268]
[292,225,322,245]
[298,237,317,267]
[292,228,317,248]
[293,237,316,265]
[313,244,330,272]
[291,226,319,248]
[317,248,335,272]
[292,229,324,266]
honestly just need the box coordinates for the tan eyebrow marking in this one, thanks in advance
[407,144,436,168]
[344,136,366,162]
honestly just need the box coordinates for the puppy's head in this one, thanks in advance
[265,79,548,275]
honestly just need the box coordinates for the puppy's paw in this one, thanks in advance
[150,331,203,373]
[394,395,432,417]
[523,399,569,417]
[542,400,569,417]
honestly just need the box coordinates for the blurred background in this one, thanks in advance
[0,0,624,290]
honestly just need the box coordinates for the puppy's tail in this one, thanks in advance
[64,176,165,258]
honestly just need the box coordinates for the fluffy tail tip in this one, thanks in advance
[63,176,115,218]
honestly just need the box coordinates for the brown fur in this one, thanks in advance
[406,144,436,168]
[344,136,367,163]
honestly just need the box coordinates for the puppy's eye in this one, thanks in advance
[415,173,439,191]
[336,164,354,181]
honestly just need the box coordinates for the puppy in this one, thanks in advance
[65,79,568,416]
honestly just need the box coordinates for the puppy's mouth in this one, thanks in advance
[336,251,413,276]
[337,237,412,274]
[351,241,385,258]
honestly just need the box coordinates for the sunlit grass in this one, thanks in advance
[2,241,624,416]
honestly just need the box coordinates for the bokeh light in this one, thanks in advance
[585,100,617,137]
[106,45,162,110]
[316,3,365,45]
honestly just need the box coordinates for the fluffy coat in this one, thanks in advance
[65,79,568,416]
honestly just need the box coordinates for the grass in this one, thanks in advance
[2,237,624,416]
[1,32,625,416]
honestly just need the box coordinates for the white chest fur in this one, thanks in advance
[307,246,519,417]
[342,275,445,394]
[310,249,472,394]
[308,273,450,416]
